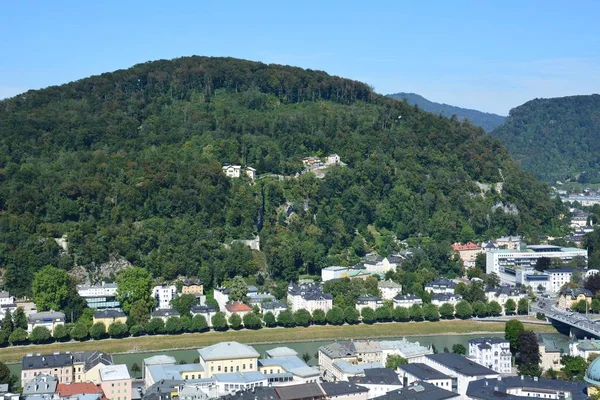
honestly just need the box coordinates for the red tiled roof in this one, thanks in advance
[225,302,252,312]
[57,383,104,397]
[451,241,481,251]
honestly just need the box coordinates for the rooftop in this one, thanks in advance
[93,310,126,319]
[320,382,368,396]
[198,341,259,361]
[378,280,402,289]
[426,353,498,376]
[349,368,401,385]
[151,309,181,318]
[27,311,65,323]
[99,364,130,381]
[370,382,458,400]
[225,302,253,313]
[146,363,204,382]
[23,375,58,395]
[258,356,320,378]
[57,383,103,397]
[213,371,266,383]
[22,353,73,370]
[468,376,588,400]
[397,363,450,380]
[274,383,324,400]
[265,347,298,358]
[143,355,176,366]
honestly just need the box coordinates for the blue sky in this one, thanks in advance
[1,1,599,115]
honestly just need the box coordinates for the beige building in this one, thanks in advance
[181,280,204,296]
[93,310,127,327]
[21,351,113,385]
[99,364,131,400]
[538,335,563,372]
[27,311,65,334]
[73,352,114,384]
[558,288,593,310]
[451,242,483,268]
[198,341,260,378]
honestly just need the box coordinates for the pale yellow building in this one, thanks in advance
[73,352,114,384]
[558,288,593,310]
[538,335,563,372]
[93,310,127,327]
[198,341,259,378]
[181,280,204,296]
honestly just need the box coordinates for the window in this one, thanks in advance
[224,367,228,372]
[243,364,246,370]
[218,366,221,372]
[236,366,239,372]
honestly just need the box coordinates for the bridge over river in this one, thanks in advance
[546,311,600,338]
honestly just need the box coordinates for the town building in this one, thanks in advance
[484,285,528,311]
[396,363,452,389]
[248,292,276,307]
[152,285,177,310]
[349,368,402,399]
[258,347,320,384]
[181,280,204,297]
[92,310,126,327]
[213,285,262,311]
[287,282,333,313]
[422,353,499,396]
[76,282,120,310]
[222,165,256,180]
[430,293,462,307]
[0,292,16,306]
[99,365,131,400]
[538,334,563,372]
[467,376,588,400]
[260,301,287,318]
[370,382,460,400]
[392,295,423,308]
[378,281,402,301]
[198,342,260,378]
[570,338,600,360]
[486,245,588,286]
[322,266,349,282]
[356,296,383,313]
[495,236,521,250]
[27,311,65,334]
[544,268,579,293]
[363,257,400,275]
[379,339,433,363]
[22,375,58,398]
[224,302,253,318]
[22,351,114,386]
[142,355,177,384]
[144,361,204,388]
[190,305,217,327]
[56,382,104,400]
[451,242,483,268]
[558,288,593,310]
[468,338,511,374]
[150,309,180,323]
[326,154,341,165]
[424,279,456,294]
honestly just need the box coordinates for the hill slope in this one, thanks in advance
[491,94,600,183]
[0,56,564,296]
[387,92,506,132]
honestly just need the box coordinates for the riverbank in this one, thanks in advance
[0,320,557,363]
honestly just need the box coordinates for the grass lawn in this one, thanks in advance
[0,320,557,363]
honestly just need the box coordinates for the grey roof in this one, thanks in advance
[357,296,382,303]
[213,371,266,383]
[378,280,402,288]
[99,364,130,381]
[182,280,203,286]
[143,355,177,366]
[198,341,259,361]
[388,256,402,263]
[544,267,575,273]
[265,347,298,358]
[93,309,125,319]
[151,309,180,318]
[397,363,450,380]
[221,386,278,400]
[22,353,73,370]
[72,351,113,370]
[349,368,401,385]
[469,337,509,346]
[372,382,458,400]
[425,279,457,289]
[261,301,287,310]
[258,356,319,378]
[426,353,497,376]
[190,305,216,314]
[22,375,58,395]
[274,383,324,400]
[561,288,593,299]
[467,377,589,400]
[27,311,65,323]
[0,292,11,299]
[320,382,368,396]
[393,294,421,301]
[0,384,8,393]
[431,293,461,302]
[143,379,183,400]
[146,363,204,382]
[287,283,332,301]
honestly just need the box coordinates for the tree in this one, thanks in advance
[472,301,487,317]
[263,311,277,327]
[517,330,540,377]
[229,314,243,330]
[243,312,262,329]
[409,304,424,321]
[277,310,295,327]
[32,266,76,311]
[505,319,525,353]
[1,311,13,337]
[70,323,89,341]
[256,273,265,286]
[12,308,27,330]
[8,328,27,345]
[326,307,345,325]
[170,294,198,317]
[487,301,502,316]
[29,326,52,344]
[585,274,600,295]
[385,355,408,370]
[129,324,144,336]
[90,322,107,340]
[535,257,551,272]
[116,267,154,314]
[574,300,588,313]
[129,300,151,326]
[361,307,376,324]
[108,321,129,338]
[191,315,209,332]
[131,363,141,378]
[52,324,69,341]
[486,273,501,288]
[145,318,165,335]
[452,344,467,355]
[164,317,184,333]
[212,312,229,331]
[312,309,326,325]
[562,355,587,381]
[294,309,312,327]
[423,304,440,321]
[455,301,473,319]
[229,276,249,303]
[0,361,16,390]
[439,303,455,319]
[504,299,517,315]
[302,352,311,363]
[344,307,360,325]
[518,298,529,315]
[376,306,392,322]
[393,306,410,322]
[592,298,600,314]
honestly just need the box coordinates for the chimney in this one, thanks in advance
[521,375,524,380]
[534,376,538,382]
[497,376,501,381]
[494,386,499,391]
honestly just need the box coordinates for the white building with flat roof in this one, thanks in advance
[468,338,511,374]
[321,266,348,282]
[152,285,177,310]
[378,280,402,300]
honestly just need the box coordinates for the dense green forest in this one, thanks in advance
[491,94,600,183]
[388,92,506,132]
[0,56,566,296]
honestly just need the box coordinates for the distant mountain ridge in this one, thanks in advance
[387,92,506,132]
[490,94,600,183]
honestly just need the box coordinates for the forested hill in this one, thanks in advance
[387,92,506,132]
[490,94,600,183]
[0,56,564,296]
